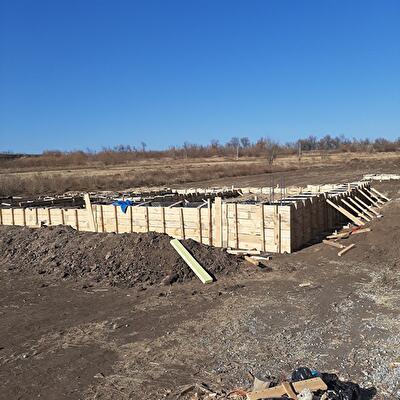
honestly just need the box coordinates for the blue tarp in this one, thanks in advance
[112,199,134,213]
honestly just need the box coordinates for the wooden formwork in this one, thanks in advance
[0,182,374,254]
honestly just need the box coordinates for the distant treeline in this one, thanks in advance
[1,134,399,168]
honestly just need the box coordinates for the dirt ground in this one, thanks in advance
[1,173,400,399]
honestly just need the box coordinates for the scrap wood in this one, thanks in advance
[322,239,345,249]
[351,227,371,235]
[338,243,355,257]
[226,249,261,256]
[247,377,327,400]
[244,256,260,266]
[170,239,213,284]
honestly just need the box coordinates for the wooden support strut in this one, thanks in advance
[347,197,375,219]
[341,198,370,222]
[359,189,381,209]
[353,195,380,216]
[365,188,385,205]
[370,187,390,202]
[326,199,365,226]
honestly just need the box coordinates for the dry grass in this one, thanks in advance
[0,161,287,196]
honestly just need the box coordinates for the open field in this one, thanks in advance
[1,151,400,196]
[1,161,400,399]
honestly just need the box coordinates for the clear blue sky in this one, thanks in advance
[1,0,399,153]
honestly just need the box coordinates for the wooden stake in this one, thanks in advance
[22,208,26,226]
[100,205,105,232]
[326,199,364,226]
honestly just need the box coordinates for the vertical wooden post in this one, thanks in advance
[100,205,105,232]
[0,208,2,225]
[161,207,166,234]
[84,193,97,232]
[47,208,51,225]
[180,208,185,240]
[273,205,281,253]
[197,207,203,244]
[35,208,39,226]
[22,208,26,226]
[129,206,133,233]
[234,202,239,249]
[11,208,15,225]
[225,202,229,248]
[75,209,79,231]
[208,199,212,246]
[260,204,265,252]
[145,207,149,232]
[61,209,65,225]
[214,197,222,247]
[114,206,119,233]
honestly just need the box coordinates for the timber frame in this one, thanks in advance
[0,181,386,253]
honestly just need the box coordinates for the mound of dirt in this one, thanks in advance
[0,225,245,288]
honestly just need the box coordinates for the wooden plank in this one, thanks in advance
[114,206,118,233]
[247,378,327,400]
[293,377,327,392]
[282,382,298,400]
[170,239,213,284]
[179,208,185,239]
[323,239,345,249]
[75,209,79,231]
[259,204,265,252]
[161,207,166,234]
[326,199,364,226]
[365,188,384,204]
[244,255,259,266]
[197,207,202,243]
[359,189,381,208]
[370,187,390,201]
[347,197,375,219]
[273,206,281,253]
[214,197,222,247]
[353,196,380,216]
[145,207,150,232]
[341,199,370,222]
[84,193,97,232]
[338,243,355,257]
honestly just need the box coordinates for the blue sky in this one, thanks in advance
[1,0,399,153]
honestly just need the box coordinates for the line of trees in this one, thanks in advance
[1,134,399,168]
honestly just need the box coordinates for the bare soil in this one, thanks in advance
[0,176,400,399]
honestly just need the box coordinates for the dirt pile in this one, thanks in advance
[0,225,245,287]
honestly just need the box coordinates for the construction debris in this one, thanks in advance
[176,367,367,399]
[170,239,214,284]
